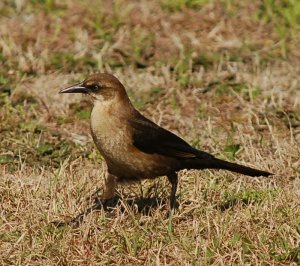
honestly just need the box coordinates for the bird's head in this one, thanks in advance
[60,73,128,102]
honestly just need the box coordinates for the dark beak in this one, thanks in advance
[59,82,88,94]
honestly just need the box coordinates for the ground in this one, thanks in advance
[0,0,300,265]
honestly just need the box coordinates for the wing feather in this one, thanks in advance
[130,112,210,159]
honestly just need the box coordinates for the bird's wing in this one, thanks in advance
[130,112,211,160]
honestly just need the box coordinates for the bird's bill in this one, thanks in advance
[59,82,88,94]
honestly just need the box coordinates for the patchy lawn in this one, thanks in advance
[0,0,299,264]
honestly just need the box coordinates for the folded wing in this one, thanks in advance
[130,111,213,160]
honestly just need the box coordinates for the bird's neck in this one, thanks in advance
[92,94,134,121]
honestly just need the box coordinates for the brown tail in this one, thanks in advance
[185,157,272,177]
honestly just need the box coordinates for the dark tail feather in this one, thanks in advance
[186,157,272,177]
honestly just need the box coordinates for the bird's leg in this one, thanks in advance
[100,173,118,210]
[79,172,118,213]
[167,172,178,217]
[102,173,117,200]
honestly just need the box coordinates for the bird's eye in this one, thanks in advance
[87,84,100,91]
[84,82,101,92]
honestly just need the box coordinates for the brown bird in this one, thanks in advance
[59,73,272,225]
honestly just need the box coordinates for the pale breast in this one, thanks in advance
[91,104,130,160]
[90,102,178,180]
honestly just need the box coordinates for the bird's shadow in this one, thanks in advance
[101,195,170,215]
[51,195,174,228]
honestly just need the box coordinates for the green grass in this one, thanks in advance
[256,0,300,57]
[161,0,209,11]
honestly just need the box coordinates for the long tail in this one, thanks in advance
[185,157,272,177]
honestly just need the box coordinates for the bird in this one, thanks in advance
[59,73,272,225]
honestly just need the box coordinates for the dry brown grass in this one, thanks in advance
[1,0,300,265]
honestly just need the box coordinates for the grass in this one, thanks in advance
[0,0,300,264]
